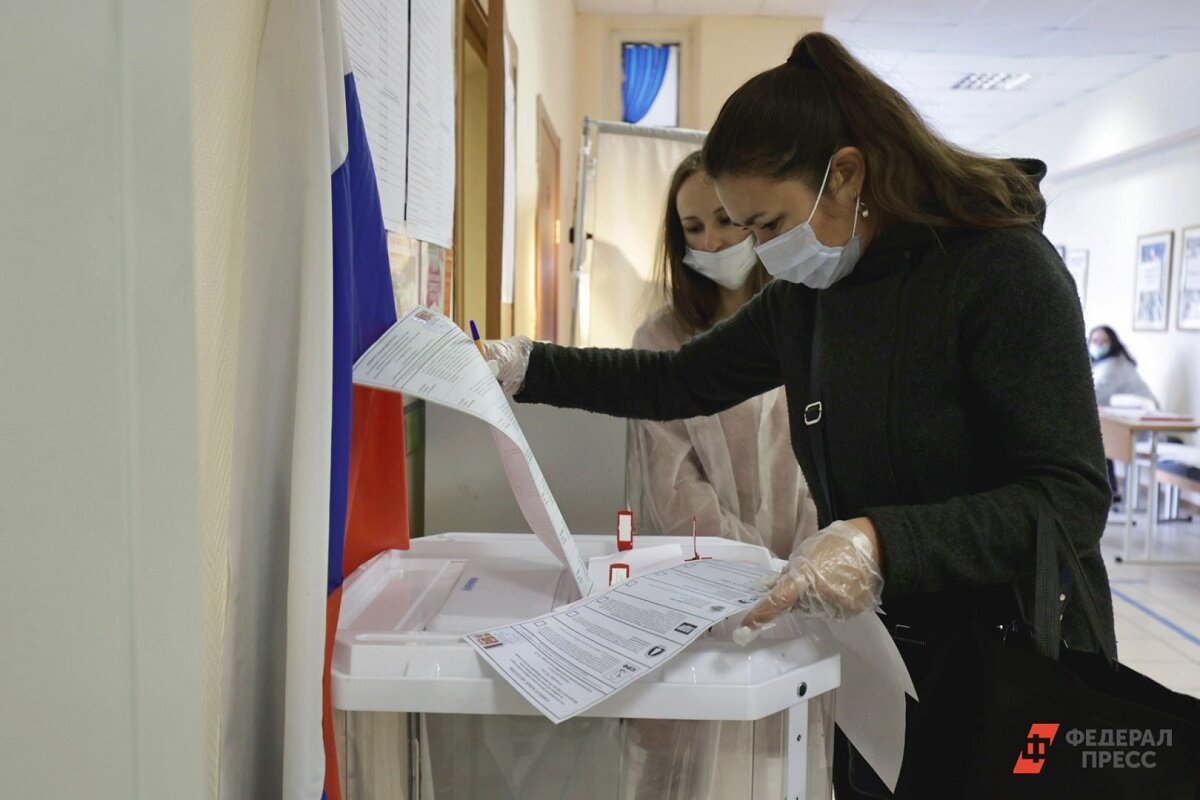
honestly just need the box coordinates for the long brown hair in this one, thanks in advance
[702,32,1044,229]
[658,151,770,334]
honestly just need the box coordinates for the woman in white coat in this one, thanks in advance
[629,151,819,560]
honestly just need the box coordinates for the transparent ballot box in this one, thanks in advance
[332,533,840,800]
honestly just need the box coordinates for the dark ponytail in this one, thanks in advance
[703,33,1045,229]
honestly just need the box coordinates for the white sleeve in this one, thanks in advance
[632,417,768,546]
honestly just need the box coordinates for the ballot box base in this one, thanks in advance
[332,533,841,799]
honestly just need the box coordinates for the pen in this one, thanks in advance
[469,320,486,359]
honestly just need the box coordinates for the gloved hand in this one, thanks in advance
[739,519,883,634]
[482,335,534,396]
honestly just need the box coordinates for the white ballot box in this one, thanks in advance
[332,533,840,800]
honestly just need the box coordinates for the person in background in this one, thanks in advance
[629,150,819,560]
[1088,325,1156,407]
[1088,324,1157,503]
[486,32,1115,796]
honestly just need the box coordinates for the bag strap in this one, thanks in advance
[1032,495,1118,665]
[806,299,839,523]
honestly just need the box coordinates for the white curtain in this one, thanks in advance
[577,126,704,348]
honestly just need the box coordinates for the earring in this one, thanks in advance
[860,201,869,219]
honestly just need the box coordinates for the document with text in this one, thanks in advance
[465,558,773,723]
[352,307,593,595]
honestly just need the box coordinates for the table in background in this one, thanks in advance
[1098,408,1199,565]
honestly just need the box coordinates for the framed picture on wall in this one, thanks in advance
[1133,231,1172,331]
[1055,244,1067,261]
[1177,225,1200,330]
[1065,249,1088,308]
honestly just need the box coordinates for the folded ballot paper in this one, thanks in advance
[352,306,915,791]
[352,307,593,596]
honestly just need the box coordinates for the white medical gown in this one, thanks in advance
[628,306,819,560]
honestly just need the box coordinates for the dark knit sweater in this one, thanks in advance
[516,209,1116,654]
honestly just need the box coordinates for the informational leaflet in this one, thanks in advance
[339,0,408,231]
[352,307,593,595]
[406,0,456,248]
[465,558,773,724]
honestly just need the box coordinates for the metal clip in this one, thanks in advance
[803,401,822,426]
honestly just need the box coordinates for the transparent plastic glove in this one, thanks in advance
[740,520,883,629]
[482,335,533,396]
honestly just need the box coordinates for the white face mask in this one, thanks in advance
[752,157,863,289]
[1088,343,1110,361]
[682,235,759,290]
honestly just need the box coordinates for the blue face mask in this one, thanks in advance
[752,156,863,289]
[1089,343,1111,361]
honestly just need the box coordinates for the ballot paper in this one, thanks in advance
[465,558,773,724]
[827,612,917,792]
[352,307,593,595]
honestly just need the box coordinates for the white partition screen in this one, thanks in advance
[570,119,707,347]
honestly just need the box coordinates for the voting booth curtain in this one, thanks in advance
[573,122,705,348]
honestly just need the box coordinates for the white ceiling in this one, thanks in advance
[574,0,1200,147]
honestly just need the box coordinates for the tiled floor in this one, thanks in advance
[1101,499,1200,698]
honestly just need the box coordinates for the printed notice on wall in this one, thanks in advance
[340,0,408,231]
[406,0,456,248]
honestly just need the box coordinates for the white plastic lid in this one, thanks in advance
[332,533,840,720]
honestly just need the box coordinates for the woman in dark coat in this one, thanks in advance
[486,31,1115,797]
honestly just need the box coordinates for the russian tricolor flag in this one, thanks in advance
[231,1,408,798]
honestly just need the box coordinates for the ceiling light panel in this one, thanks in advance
[952,71,1033,89]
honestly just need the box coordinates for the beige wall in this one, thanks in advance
[576,15,699,128]
[508,11,820,340]
[191,0,271,797]
[693,16,822,128]
[506,0,579,341]
[1,1,203,797]
[575,14,821,131]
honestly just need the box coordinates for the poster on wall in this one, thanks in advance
[388,227,419,315]
[417,241,448,315]
[1065,249,1088,309]
[443,248,454,319]
[1177,225,1200,330]
[406,0,456,248]
[340,0,409,232]
[1133,231,1172,332]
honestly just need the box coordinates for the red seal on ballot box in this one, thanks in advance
[609,563,630,585]
[616,509,635,552]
